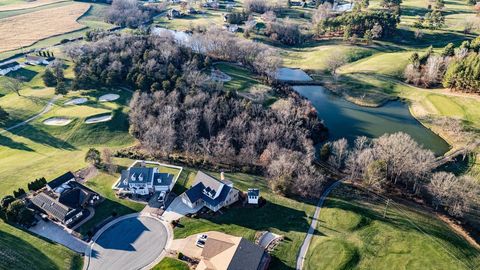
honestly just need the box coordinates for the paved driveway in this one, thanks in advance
[87,216,168,270]
[29,220,88,253]
[162,196,202,222]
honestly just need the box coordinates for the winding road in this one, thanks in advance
[0,95,59,135]
[296,179,344,270]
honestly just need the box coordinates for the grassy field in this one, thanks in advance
[173,170,317,270]
[0,0,67,11]
[152,257,189,270]
[0,2,90,53]
[213,62,264,92]
[305,184,480,270]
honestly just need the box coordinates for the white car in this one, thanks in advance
[196,234,208,248]
[157,191,166,203]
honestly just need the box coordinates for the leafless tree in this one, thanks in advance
[328,138,349,169]
[326,51,347,79]
[1,77,23,96]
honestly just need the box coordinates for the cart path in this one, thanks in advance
[296,179,343,270]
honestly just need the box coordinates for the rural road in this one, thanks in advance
[296,179,343,270]
[0,95,59,135]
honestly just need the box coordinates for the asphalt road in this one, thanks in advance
[88,216,167,270]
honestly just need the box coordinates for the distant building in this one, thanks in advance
[168,9,181,18]
[25,55,51,65]
[0,61,21,76]
[116,166,175,195]
[247,188,259,204]
[197,231,270,270]
[181,171,239,212]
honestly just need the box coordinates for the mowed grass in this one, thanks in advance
[173,170,318,270]
[305,184,480,270]
[152,257,189,270]
[214,62,264,92]
[0,0,67,11]
[0,220,83,270]
[339,51,413,78]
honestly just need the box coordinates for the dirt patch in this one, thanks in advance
[0,3,90,53]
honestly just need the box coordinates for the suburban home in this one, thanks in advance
[25,55,51,65]
[116,166,175,196]
[0,61,21,75]
[247,188,259,204]
[30,172,101,227]
[168,9,181,18]
[198,231,270,270]
[181,171,239,212]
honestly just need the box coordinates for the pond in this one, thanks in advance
[293,85,450,155]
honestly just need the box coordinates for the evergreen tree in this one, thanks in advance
[55,81,68,95]
[441,43,455,57]
[42,69,57,87]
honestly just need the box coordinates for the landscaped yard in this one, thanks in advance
[152,257,189,270]
[304,184,480,270]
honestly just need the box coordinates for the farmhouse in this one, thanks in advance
[198,231,270,270]
[0,61,21,75]
[30,172,101,227]
[181,171,239,212]
[116,166,175,196]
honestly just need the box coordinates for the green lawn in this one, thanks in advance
[173,170,318,270]
[0,220,83,270]
[152,257,189,270]
[305,184,480,270]
[213,62,264,92]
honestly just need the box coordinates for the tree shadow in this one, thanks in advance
[8,122,76,150]
[0,133,34,151]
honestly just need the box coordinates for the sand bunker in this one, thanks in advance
[43,117,72,126]
[65,97,88,105]
[98,94,120,102]
[85,114,112,124]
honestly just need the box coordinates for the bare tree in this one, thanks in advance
[1,77,23,96]
[326,51,347,79]
[328,138,349,169]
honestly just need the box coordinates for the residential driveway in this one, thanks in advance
[29,220,88,253]
[86,215,169,270]
[162,196,202,222]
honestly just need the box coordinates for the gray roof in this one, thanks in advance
[228,238,266,270]
[0,61,20,70]
[193,171,223,192]
[47,172,76,190]
[125,167,154,184]
[248,188,259,197]
[153,173,173,186]
[31,192,76,222]
[184,171,232,207]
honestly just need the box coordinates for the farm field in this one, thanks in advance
[0,0,67,11]
[304,184,480,270]
[0,2,90,53]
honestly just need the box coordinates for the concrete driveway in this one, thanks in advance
[86,215,170,270]
[29,220,88,253]
[162,196,202,222]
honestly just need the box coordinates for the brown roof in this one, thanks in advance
[198,232,265,270]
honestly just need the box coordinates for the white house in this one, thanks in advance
[247,188,259,204]
[181,171,239,212]
[117,166,175,195]
[0,61,21,76]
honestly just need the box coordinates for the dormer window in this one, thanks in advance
[131,173,136,181]
[139,174,144,182]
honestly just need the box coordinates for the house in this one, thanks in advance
[247,188,259,204]
[116,166,175,195]
[181,171,239,212]
[228,24,239,33]
[0,61,21,76]
[25,55,51,65]
[30,192,85,227]
[197,231,270,270]
[30,172,101,227]
[46,171,76,192]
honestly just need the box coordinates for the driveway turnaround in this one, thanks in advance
[87,215,168,270]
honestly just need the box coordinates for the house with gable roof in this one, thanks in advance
[181,171,239,212]
[116,165,175,195]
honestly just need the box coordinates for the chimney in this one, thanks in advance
[220,171,225,181]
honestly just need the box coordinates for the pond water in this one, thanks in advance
[276,68,313,81]
[293,85,450,155]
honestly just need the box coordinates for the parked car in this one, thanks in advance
[198,234,208,241]
[40,213,49,221]
[157,191,166,203]
[196,239,206,248]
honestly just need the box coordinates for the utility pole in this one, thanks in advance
[383,199,391,218]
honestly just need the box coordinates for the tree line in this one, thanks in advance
[404,37,480,93]
[322,132,479,218]
[66,31,328,198]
